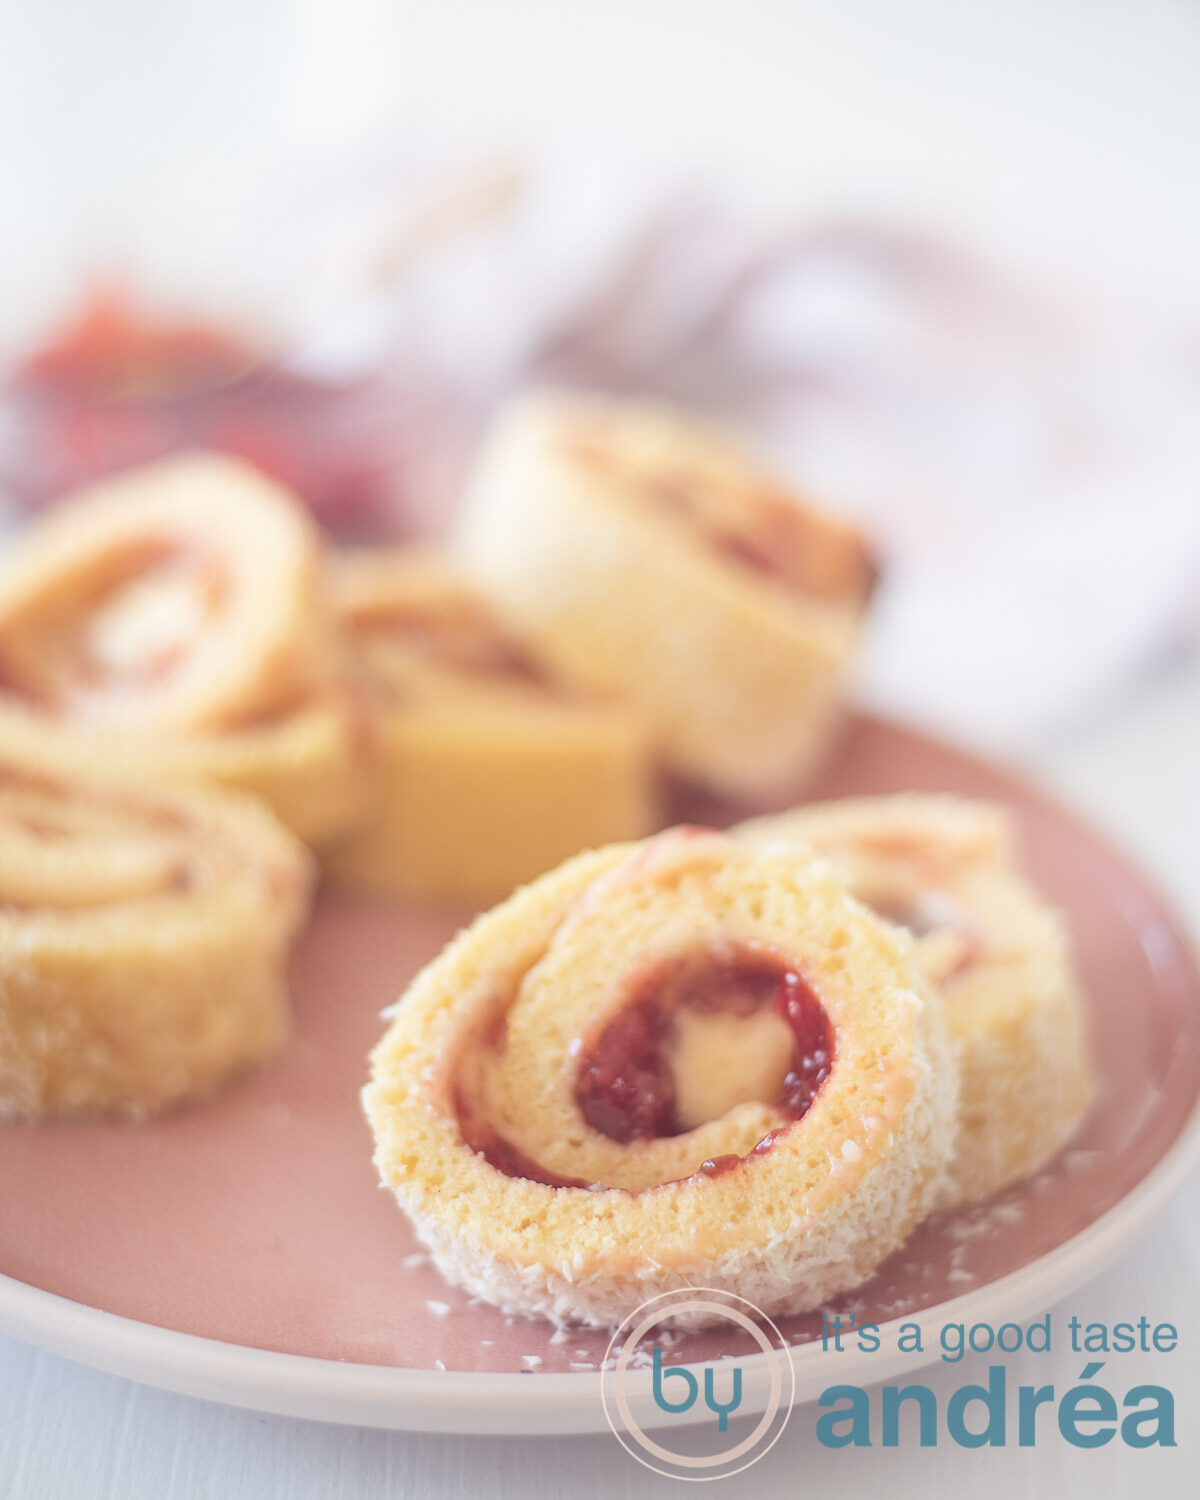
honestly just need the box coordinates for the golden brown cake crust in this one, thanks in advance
[324,548,655,902]
[0,454,370,847]
[455,393,874,803]
[0,753,313,1118]
[364,827,956,1327]
[736,794,1095,1205]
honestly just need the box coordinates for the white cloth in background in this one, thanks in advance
[59,149,1200,754]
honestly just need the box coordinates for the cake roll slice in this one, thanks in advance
[737,795,1095,1205]
[324,549,656,904]
[364,826,956,1327]
[0,453,368,846]
[0,741,312,1118]
[455,392,875,803]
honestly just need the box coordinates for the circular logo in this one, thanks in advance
[600,1288,794,1481]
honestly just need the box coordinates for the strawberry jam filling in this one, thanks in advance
[353,595,553,699]
[454,1092,589,1190]
[575,948,833,1145]
[0,540,225,715]
[380,608,541,681]
[562,431,876,607]
[641,471,876,606]
[455,948,835,1190]
[857,883,982,981]
[864,890,941,938]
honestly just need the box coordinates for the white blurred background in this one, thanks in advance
[0,0,1197,759]
[4,0,1200,314]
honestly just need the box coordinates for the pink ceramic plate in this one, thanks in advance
[1,715,1198,1434]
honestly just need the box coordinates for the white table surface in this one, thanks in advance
[1,656,1197,1500]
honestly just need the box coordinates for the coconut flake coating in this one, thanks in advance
[454,393,874,803]
[364,827,956,1328]
[0,752,313,1118]
[0,453,369,847]
[736,794,1095,1205]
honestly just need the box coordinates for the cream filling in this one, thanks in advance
[87,561,216,679]
[670,1005,794,1132]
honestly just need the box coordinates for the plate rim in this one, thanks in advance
[1,1092,1197,1435]
[2,715,1199,1435]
